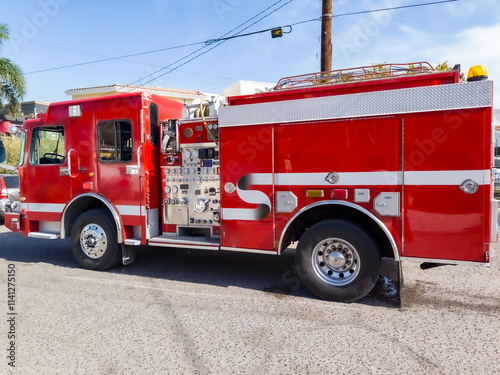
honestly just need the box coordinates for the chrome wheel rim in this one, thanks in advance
[80,224,107,259]
[311,238,360,286]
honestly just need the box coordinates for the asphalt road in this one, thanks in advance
[0,223,499,375]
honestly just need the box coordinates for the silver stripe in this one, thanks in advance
[231,171,487,187]
[276,172,401,186]
[28,203,65,213]
[116,205,141,216]
[404,170,487,185]
[222,208,262,220]
[221,247,277,255]
[220,80,492,127]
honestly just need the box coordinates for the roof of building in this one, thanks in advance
[65,84,206,98]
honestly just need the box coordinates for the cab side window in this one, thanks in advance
[98,120,132,163]
[29,126,66,165]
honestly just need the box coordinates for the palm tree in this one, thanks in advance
[0,24,26,118]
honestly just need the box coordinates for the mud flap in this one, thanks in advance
[397,260,405,308]
[121,244,136,266]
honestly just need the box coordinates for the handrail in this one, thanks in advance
[274,62,435,90]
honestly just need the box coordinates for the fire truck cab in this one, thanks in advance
[2,62,496,302]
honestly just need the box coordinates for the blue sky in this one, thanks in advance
[1,0,499,108]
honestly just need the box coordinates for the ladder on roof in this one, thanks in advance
[274,62,435,90]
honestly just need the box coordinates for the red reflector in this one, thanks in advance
[83,182,93,190]
[331,189,348,199]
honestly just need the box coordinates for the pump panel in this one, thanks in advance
[162,143,220,233]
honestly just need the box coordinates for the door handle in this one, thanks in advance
[67,149,79,178]
[459,179,479,194]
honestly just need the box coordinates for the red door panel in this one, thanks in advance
[403,110,489,262]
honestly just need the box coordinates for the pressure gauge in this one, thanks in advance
[172,186,179,194]
[183,149,191,159]
[194,198,208,213]
[192,150,199,159]
[164,186,171,194]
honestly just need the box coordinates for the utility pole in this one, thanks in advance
[321,0,332,72]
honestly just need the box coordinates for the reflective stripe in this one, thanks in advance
[28,203,65,213]
[275,172,401,186]
[223,170,490,221]
[403,170,488,186]
[229,170,488,188]
[222,208,264,221]
[116,205,141,216]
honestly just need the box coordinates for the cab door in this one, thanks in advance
[67,101,97,198]
[25,123,71,225]
[94,97,144,241]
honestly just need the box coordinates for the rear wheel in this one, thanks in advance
[296,219,380,302]
[71,209,121,270]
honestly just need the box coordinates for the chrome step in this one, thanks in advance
[148,234,220,250]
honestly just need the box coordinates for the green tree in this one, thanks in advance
[435,61,453,72]
[0,24,26,117]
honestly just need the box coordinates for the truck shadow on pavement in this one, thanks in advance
[0,230,400,308]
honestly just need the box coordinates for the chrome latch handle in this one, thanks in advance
[459,179,479,194]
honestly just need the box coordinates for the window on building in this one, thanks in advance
[98,120,133,162]
[29,126,66,165]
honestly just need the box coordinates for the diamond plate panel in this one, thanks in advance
[219,80,493,127]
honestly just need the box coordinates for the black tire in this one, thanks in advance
[295,219,380,302]
[71,209,121,270]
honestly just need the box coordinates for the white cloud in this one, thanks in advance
[422,22,500,108]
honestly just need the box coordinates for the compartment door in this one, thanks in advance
[220,124,275,251]
[403,110,489,262]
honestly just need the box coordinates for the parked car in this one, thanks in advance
[0,174,20,220]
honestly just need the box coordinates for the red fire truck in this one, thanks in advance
[1,62,496,302]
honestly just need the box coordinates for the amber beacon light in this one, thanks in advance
[467,65,488,82]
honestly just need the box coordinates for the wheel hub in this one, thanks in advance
[326,251,346,269]
[312,238,360,286]
[80,224,107,259]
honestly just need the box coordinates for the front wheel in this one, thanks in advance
[295,219,380,302]
[71,209,121,270]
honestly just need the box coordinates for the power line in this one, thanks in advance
[25,41,206,75]
[132,0,295,87]
[135,0,459,86]
[285,0,460,25]
[23,0,294,77]
[335,0,459,18]
[23,0,459,82]
[204,25,292,46]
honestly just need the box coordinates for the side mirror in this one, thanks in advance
[8,126,19,136]
[0,140,6,164]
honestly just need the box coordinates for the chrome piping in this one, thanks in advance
[221,246,277,255]
[60,193,123,243]
[277,200,400,261]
